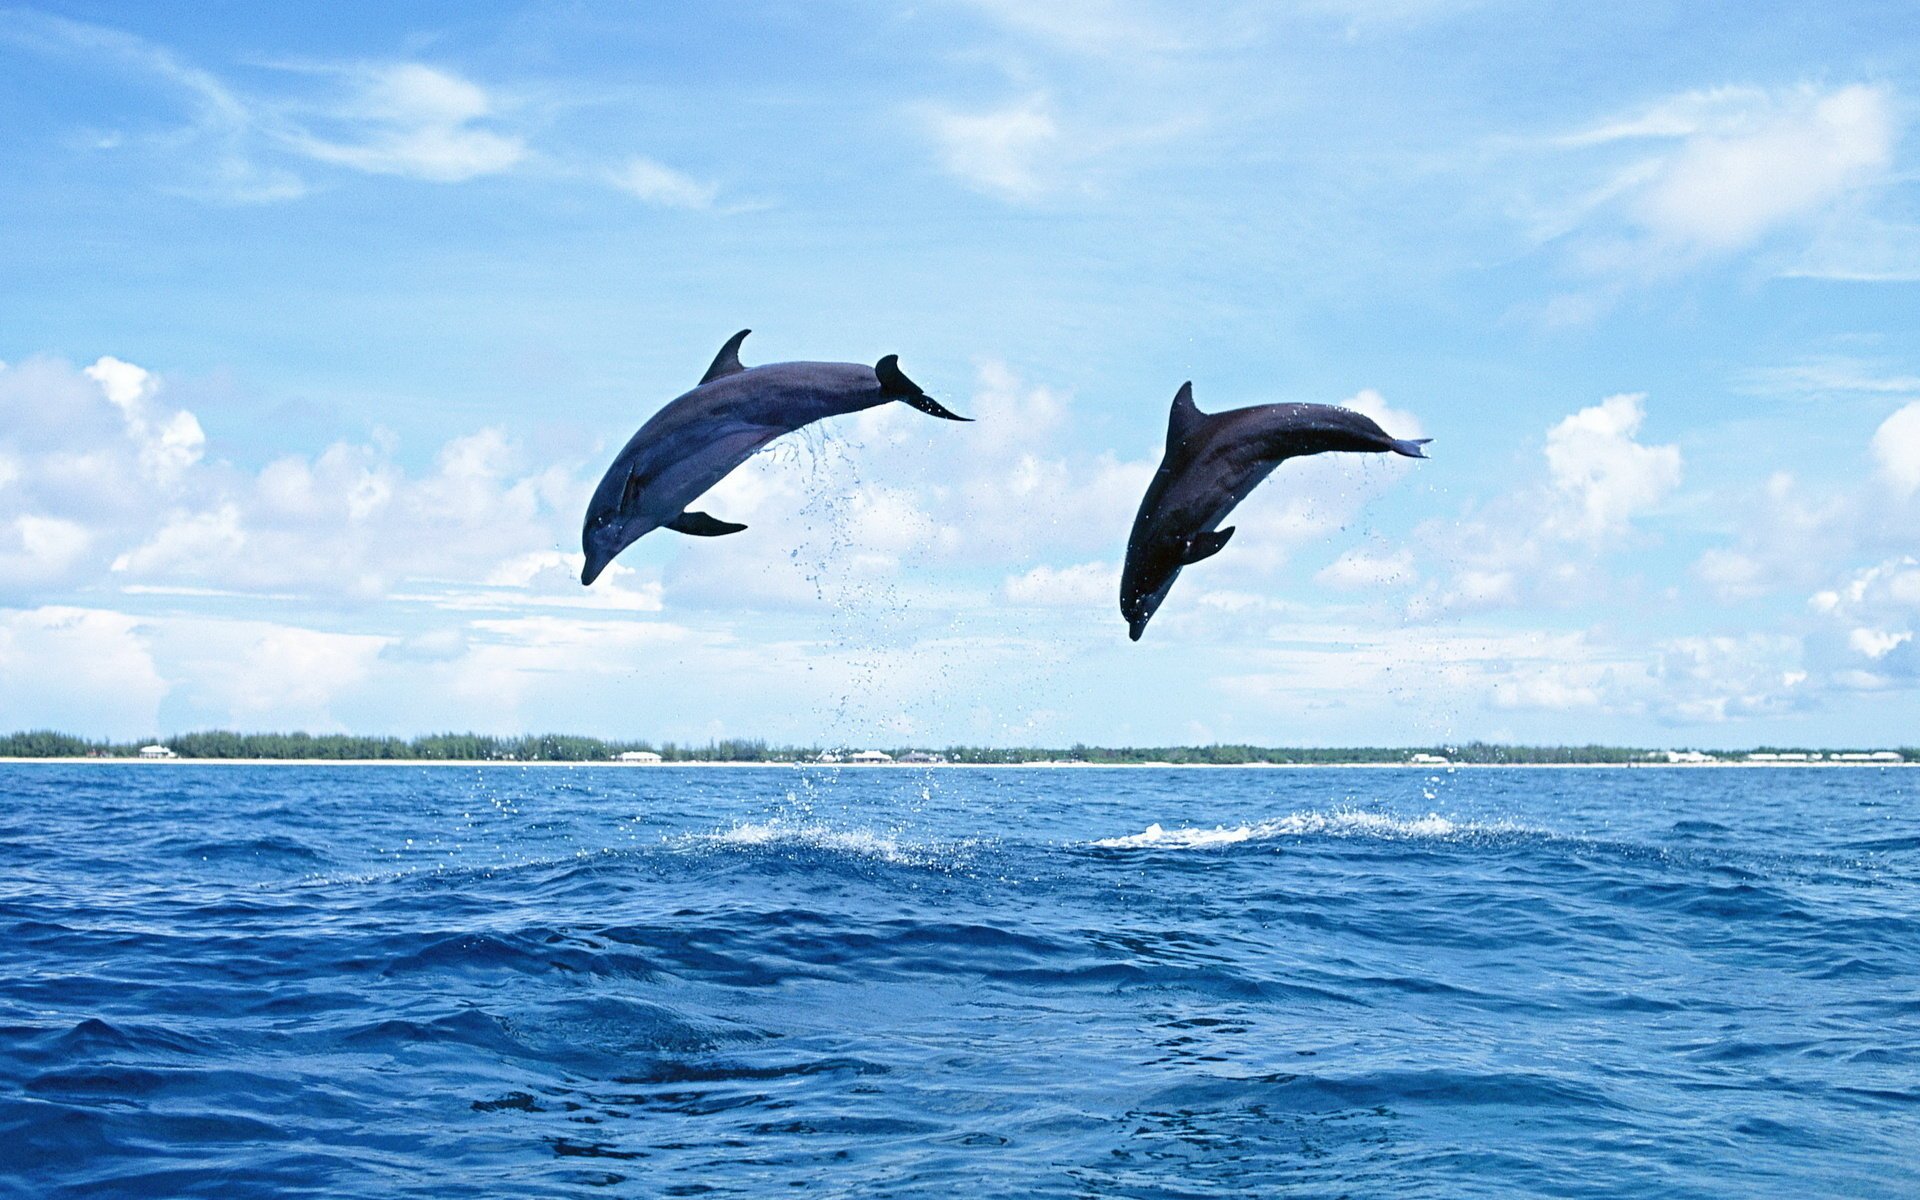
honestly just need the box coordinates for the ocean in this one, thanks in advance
[1,763,1915,1197]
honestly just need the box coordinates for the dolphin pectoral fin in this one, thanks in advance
[620,470,647,509]
[699,329,752,385]
[1182,527,1234,564]
[665,510,748,537]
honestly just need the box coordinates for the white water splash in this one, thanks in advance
[1089,809,1523,849]
[685,819,981,870]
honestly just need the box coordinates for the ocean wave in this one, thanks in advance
[1089,809,1525,849]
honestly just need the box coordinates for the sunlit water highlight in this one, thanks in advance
[2,764,1916,1197]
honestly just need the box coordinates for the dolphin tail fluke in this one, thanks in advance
[876,354,972,421]
[700,330,752,385]
[666,510,748,537]
[1390,437,1432,459]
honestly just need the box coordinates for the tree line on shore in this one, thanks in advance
[1,729,1911,764]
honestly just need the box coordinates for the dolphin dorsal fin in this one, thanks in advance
[1166,381,1205,453]
[700,329,752,385]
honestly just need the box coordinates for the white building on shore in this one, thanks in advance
[137,745,177,759]
[615,750,663,764]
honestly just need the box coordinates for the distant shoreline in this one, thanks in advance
[0,757,1909,769]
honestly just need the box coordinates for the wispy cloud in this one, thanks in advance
[609,155,719,209]
[1530,82,1902,300]
[922,94,1064,201]
[2,10,305,201]
[2,12,721,205]
[279,62,526,183]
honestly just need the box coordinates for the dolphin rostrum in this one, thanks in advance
[1120,382,1429,640]
[581,330,969,585]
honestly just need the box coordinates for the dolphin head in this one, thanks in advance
[874,355,971,421]
[581,498,638,586]
[1118,549,1181,642]
[581,517,617,586]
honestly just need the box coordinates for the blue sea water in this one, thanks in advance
[1,764,1916,1198]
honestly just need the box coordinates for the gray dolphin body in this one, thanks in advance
[1120,383,1429,640]
[581,330,969,585]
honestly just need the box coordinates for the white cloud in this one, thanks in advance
[1693,547,1769,603]
[1542,393,1682,538]
[157,619,387,728]
[1545,83,1899,283]
[0,607,168,733]
[111,505,244,576]
[611,156,718,209]
[82,355,205,483]
[287,63,525,182]
[1872,402,1920,496]
[1410,392,1679,616]
[8,17,545,197]
[83,355,156,410]
[1004,560,1117,607]
[0,354,596,607]
[1652,635,1807,722]
[1631,86,1892,254]
[1797,559,1920,693]
[1,516,93,586]
[924,95,1062,201]
[1689,391,1920,607]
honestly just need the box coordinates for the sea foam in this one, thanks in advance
[1090,809,1513,849]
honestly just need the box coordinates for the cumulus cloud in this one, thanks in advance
[1805,557,1920,690]
[1651,635,1808,722]
[0,607,168,733]
[0,354,598,608]
[1688,385,1920,607]
[1410,392,1680,617]
[0,516,93,587]
[1872,402,1920,496]
[1542,393,1683,539]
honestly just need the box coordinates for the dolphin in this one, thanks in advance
[581,330,969,585]
[1120,382,1429,640]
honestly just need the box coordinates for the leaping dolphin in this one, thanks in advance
[581,330,970,586]
[1120,382,1429,640]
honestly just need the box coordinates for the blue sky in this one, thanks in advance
[4,1,1919,747]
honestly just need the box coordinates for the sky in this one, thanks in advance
[3,1,1919,748]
